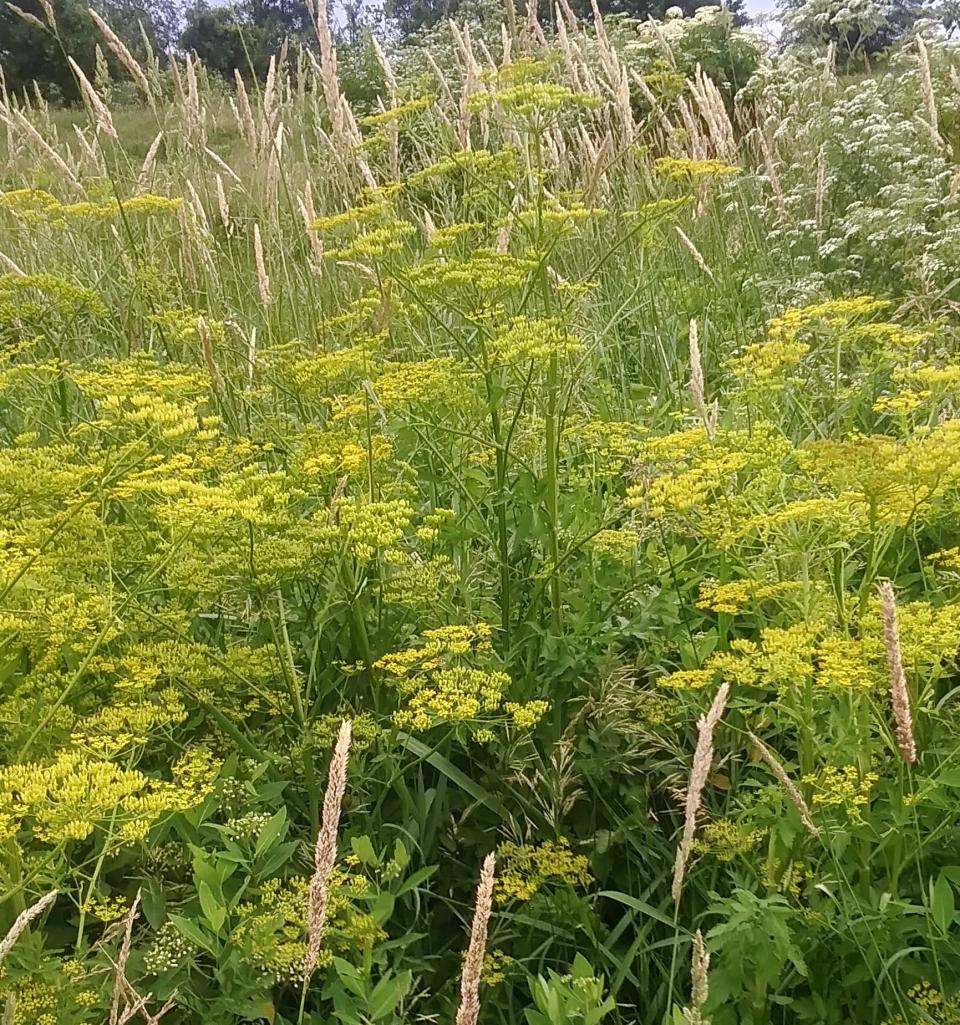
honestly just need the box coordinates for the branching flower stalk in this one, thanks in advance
[109,890,141,1025]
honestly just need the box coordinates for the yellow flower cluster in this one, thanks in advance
[334,357,467,420]
[766,296,892,342]
[0,272,107,322]
[692,818,765,861]
[0,747,219,845]
[566,418,648,476]
[802,764,878,820]
[654,156,740,179]
[325,219,417,261]
[429,220,488,248]
[697,579,802,614]
[490,316,583,365]
[504,700,549,729]
[407,148,518,191]
[405,250,538,293]
[374,625,545,734]
[393,666,510,730]
[589,528,642,561]
[0,188,182,222]
[480,949,515,986]
[232,868,378,984]
[337,498,415,561]
[730,337,808,385]
[360,95,435,127]
[495,838,591,903]
[470,83,600,119]
[310,199,391,234]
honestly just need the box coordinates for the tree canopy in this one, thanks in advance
[777,0,932,56]
[385,0,746,41]
[180,0,313,80]
[0,0,174,101]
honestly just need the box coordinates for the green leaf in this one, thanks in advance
[255,806,287,859]
[168,914,215,954]
[371,891,395,924]
[369,970,411,1020]
[395,733,501,811]
[198,880,226,933]
[931,873,955,933]
[351,834,378,866]
[260,841,299,878]
[394,865,438,896]
[597,891,680,930]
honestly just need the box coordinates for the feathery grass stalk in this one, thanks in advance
[916,35,943,150]
[757,129,787,218]
[455,853,497,1025]
[687,318,716,439]
[675,226,716,282]
[67,57,117,139]
[815,144,826,238]
[214,173,231,233]
[254,223,272,306]
[0,890,56,967]
[233,70,257,150]
[88,8,152,102]
[0,250,24,275]
[878,581,917,764]
[198,316,224,395]
[680,929,710,1023]
[3,108,82,191]
[137,131,163,190]
[672,682,730,903]
[246,326,258,388]
[747,731,819,836]
[303,720,352,986]
[178,205,197,290]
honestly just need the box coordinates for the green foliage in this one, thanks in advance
[525,956,616,1025]
[4,11,960,1025]
[0,0,97,102]
[778,0,933,58]
[0,0,170,101]
[180,0,313,80]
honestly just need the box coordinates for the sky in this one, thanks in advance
[744,0,779,17]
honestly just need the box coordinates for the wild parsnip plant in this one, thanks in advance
[1,2,960,1023]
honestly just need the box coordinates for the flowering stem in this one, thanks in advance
[544,344,562,634]
[533,127,562,634]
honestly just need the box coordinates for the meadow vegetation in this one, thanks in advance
[1,3,960,1023]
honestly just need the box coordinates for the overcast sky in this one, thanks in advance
[744,0,778,17]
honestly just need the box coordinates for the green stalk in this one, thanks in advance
[269,591,320,835]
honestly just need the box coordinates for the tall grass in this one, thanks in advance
[0,5,959,1025]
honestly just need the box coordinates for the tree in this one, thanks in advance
[0,0,173,101]
[778,0,932,56]
[180,0,314,79]
[180,3,255,78]
[0,0,98,101]
[385,0,745,40]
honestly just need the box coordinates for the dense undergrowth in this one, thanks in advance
[1,4,960,1024]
